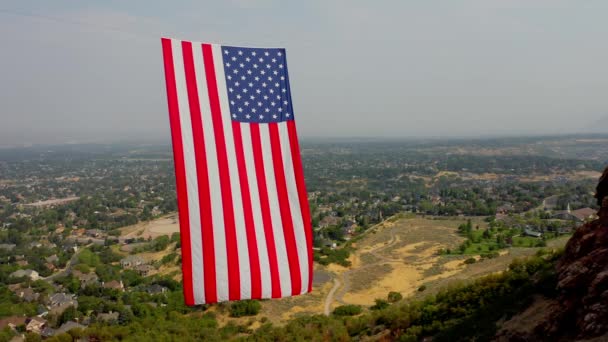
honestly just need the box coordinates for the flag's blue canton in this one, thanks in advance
[222,46,294,123]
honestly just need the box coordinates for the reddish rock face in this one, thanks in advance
[551,198,608,339]
[497,196,608,341]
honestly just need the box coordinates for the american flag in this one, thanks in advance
[161,38,313,305]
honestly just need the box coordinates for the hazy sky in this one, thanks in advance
[1,1,608,146]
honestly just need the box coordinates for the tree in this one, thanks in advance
[229,300,261,317]
[333,305,362,316]
[118,306,134,325]
[77,249,100,267]
[370,299,389,310]
[387,291,403,303]
[59,306,78,325]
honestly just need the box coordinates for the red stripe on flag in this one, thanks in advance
[287,120,313,292]
[161,38,195,305]
[250,123,282,298]
[232,122,262,299]
[269,123,302,296]
[201,43,241,301]
[182,41,217,303]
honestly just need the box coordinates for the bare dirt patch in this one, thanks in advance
[120,215,179,239]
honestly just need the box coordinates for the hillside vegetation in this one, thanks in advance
[42,250,560,341]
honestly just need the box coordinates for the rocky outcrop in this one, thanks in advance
[496,197,608,341]
[548,197,608,340]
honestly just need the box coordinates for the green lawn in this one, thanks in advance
[455,228,553,255]
[512,236,543,247]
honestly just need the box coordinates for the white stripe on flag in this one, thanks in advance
[211,44,252,300]
[171,39,205,304]
[258,124,292,297]
[277,122,309,294]
[196,43,228,302]
[240,123,272,298]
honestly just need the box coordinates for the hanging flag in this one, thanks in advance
[160,37,313,305]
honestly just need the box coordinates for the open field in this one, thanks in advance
[119,214,570,324]
[321,216,569,314]
[120,214,179,239]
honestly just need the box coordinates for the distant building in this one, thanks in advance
[571,208,597,222]
[552,207,597,223]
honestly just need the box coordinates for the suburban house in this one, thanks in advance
[0,243,16,251]
[13,287,40,302]
[318,215,341,229]
[0,316,27,331]
[102,280,125,292]
[97,311,119,323]
[72,270,99,288]
[496,203,515,215]
[524,227,543,238]
[342,220,357,236]
[45,254,59,264]
[85,229,104,238]
[146,284,168,295]
[571,208,598,222]
[55,321,86,335]
[10,269,40,281]
[25,317,48,334]
[29,241,42,249]
[49,293,77,308]
[48,293,78,316]
[134,264,155,277]
[120,255,146,269]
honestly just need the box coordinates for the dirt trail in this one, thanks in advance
[324,277,341,315]
[325,225,401,312]
[320,216,570,316]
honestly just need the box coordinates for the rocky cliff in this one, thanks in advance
[496,197,608,341]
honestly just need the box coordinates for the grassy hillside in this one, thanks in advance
[40,249,561,341]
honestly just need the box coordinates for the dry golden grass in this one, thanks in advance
[124,214,570,324]
[120,214,179,239]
